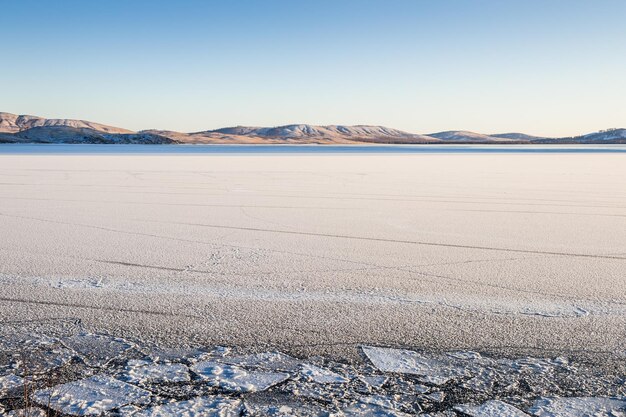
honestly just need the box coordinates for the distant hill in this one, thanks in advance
[0,111,623,144]
[0,112,131,134]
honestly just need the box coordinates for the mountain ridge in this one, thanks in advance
[1,112,624,144]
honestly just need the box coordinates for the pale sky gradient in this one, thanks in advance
[1,0,625,137]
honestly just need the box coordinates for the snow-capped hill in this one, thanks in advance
[491,132,547,141]
[577,128,626,141]
[4,126,172,144]
[206,124,424,139]
[0,112,132,134]
[427,131,509,142]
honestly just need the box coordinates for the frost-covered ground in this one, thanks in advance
[0,147,625,414]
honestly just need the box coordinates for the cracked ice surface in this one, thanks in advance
[123,360,190,384]
[5,408,48,417]
[0,374,24,397]
[133,396,242,417]
[454,400,530,416]
[361,346,467,385]
[362,346,574,389]
[191,361,290,393]
[528,396,626,416]
[300,363,349,384]
[61,333,134,367]
[31,375,152,416]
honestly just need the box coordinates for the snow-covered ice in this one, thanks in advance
[0,374,24,397]
[220,352,302,372]
[342,402,412,417]
[123,360,190,384]
[61,333,133,367]
[31,374,152,416]
[133,396,242,417]
[454,400,530,416]
[300,363,349,384]
[191,361,290,392]
[361,346,466,385]
[528,396,626,416]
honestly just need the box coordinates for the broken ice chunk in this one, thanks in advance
[31,375,152,416]
[191,361,289,393]
[0,374,24,397]
[529,396,626,416]
[133,396,242,417]
[14,346,75,374]
[220,352,302,372]
[5,407,48,417]
[424,391,445,402]
[454,400,530,416]
[360,375,388,389]
[61,333,133,367]
[342,402,412,417]
[244,394,331,417]
[300,363,349,384]
[123,362,190,384]
[361,346,465,385]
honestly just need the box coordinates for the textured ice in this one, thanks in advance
[32,375,152,416]
[5,408,48,417]
[61,333,133,367]
[300,363,349,384]
[133,396,242,417]
[13,346,75,374]
[455,400,530,416]
[361,346,465,385]
[123,360,190,383]
[243,394,331,417]
[342,402,412,417]
[191,361,290,393]
[360,375,388,389]
[0,374,24,397]
[528,396,626,416]
[220,352,302,372]
[424,391,445,402]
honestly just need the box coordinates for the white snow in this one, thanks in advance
[528,396,626,416]
[300,363,349,384]
[133,396,242,417]
[123,360,190,383]
[191,361,289,393]
[455,400,529,416]
[31,375,152,416]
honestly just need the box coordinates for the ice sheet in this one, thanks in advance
[191,361,289,393]
[31,375,152,416]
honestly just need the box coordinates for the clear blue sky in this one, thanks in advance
[1,0,624,136]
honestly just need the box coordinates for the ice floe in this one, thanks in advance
[342,402,412,417]
[4,408,48,417]
[123,360,190,384]
[361,346,466,385]
[0,374,24,397]
[191,360,290,392]
[454,400,530,416]
[133,396,242,417]
[31,374,152,416]
[528,396,626,416]
[300,363,349,384]
[219,352,302,372]
[61,333,134,367]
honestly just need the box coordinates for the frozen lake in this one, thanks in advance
[0,146,625,360]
